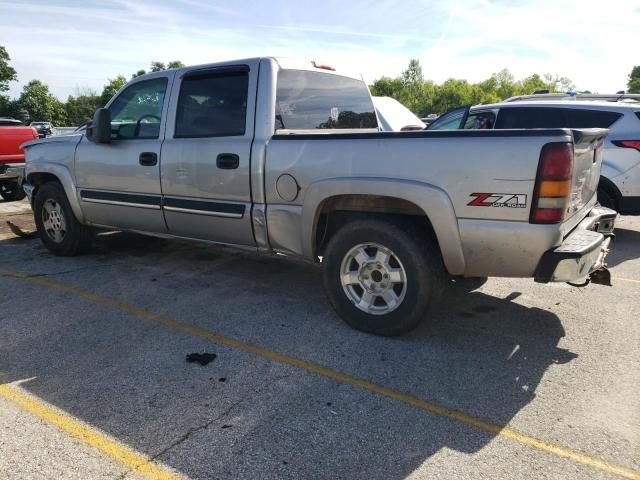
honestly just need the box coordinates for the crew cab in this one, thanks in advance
[22,58,616,335]
[0,118,37,201]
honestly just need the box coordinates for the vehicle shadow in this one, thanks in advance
[607,227,640,268]
[0,232,577,479]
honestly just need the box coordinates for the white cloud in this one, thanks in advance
[1,0,637,100]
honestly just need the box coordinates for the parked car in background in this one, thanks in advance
[30,121,54,138]
[427,93,640,214]
[372,96,425,131]
[22,58,615,335]
[0,118,38,201]
[421,113,439,127]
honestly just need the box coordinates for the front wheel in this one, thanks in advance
[0,181,27,202]
[34,182,93,255]
[322,218,445,336]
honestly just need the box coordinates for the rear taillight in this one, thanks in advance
[530,142,574,224]
[612,140,640,151]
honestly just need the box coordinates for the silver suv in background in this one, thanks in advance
[428,94,640,214]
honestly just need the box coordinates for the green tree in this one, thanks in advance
[627,66,640,93]
[65,88,101,126]
[131,69,146,79]
[401,59,425,114]
[100,75,127,106]
[167,60,185,69]
[0,46,17,93]
[0,46,18,115]
[17,80,67,124]
[150,61,166,72]
[370,60,576,116]
[543,74,574,92]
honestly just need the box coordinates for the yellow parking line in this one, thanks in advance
[1,265,638,480]
[0,383,182,480]
[615,277,640,284]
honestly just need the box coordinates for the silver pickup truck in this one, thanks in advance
[22,57,616,335]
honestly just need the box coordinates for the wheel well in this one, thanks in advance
[27,172,61,201]
[598,176,621,210]
[314,194,440,258]
[28,172,61,187]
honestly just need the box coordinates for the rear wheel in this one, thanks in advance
[34,182,93,255]
[322,218,445,336]
[0,181,27,202]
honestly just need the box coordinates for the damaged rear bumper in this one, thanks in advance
[534,206,616,284]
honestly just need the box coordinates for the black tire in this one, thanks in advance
[0,181,27,202]
[34,182,93,255]
[322,218,445,336]
[597,186,617,211]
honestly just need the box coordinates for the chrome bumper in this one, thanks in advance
[0,164,25,182]
[534,206,617,284]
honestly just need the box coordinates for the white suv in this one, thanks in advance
[428,94,640,215]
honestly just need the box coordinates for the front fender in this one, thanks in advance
[25,162,85,223]
[301,177,465,275]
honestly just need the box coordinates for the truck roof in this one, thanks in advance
[133,57,364,82]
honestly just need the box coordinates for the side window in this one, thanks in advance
[426,106,469,130]
[109,78,168,140]
[494,108,568,129]
[463,111,495,129]
[175,70,248,138]
[566,109,622,128]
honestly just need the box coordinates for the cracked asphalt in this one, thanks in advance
[1,198,639,479]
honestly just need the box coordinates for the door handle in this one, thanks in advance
[139,152,158,166]
[216,153,239,169]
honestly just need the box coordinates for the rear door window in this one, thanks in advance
[175,69,248,138]
[426,106,469,130]
[494,108,568,128]
[463,111,496,129]
[275,70,377,130]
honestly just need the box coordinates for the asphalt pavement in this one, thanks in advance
[0,199,638,479]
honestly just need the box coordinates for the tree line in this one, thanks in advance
[0,46,183,126]
[1,45,639,126]
[370,60,640,118]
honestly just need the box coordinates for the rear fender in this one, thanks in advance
[302,177,465,275]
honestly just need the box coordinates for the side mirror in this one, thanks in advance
[86,108,111,144]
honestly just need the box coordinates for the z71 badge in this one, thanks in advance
[468,193,527,208]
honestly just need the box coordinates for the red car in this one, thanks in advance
[0,118,38,201]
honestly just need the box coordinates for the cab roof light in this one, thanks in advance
[311,60,336,71]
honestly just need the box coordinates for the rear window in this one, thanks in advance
[566,109,622,128]
[495,108,568,128]
[275,70,377,130]
[495,107,622,129]
[635,112,640,121]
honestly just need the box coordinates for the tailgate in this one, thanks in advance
[564,128,608,226]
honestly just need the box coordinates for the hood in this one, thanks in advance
[22,133,84,149]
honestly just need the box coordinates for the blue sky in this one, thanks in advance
[1,0,638,100]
